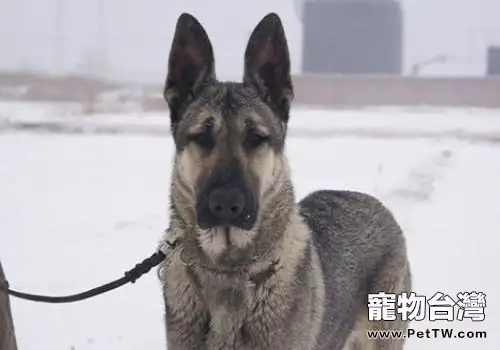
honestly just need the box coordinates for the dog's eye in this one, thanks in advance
[191,132,214,149]
[189,119,214,149]
[245,129,269,149]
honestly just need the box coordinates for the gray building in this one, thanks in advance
[301,0,403,75]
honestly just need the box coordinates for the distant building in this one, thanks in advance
[487,47,500,76]
[301,0,403,75]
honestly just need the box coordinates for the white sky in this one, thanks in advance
[0,0,499,83]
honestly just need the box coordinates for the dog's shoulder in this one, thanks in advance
[298,189,395,235]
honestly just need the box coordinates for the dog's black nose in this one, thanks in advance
[208,187,245,221]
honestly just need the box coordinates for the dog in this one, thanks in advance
[158,12,412,350]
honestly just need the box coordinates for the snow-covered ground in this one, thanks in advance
[1,102,499,349]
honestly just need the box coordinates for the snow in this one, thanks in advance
[1,102,499,349]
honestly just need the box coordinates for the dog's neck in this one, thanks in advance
[168,216,288,283]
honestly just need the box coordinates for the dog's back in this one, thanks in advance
[300,190,411,350]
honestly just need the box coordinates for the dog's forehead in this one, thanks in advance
[195,82,273,127]
[173,81,286,151]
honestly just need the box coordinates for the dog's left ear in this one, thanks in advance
[244,13,293,122]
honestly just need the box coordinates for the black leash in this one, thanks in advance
[0,248,168,304]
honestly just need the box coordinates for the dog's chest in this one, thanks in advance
[200,272,254,320]
[196,271,274,349]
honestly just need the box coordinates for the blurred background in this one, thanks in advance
[1,1,499,350]
[0,0,499,108]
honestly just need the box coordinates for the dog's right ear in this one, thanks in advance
[164,13,215,126]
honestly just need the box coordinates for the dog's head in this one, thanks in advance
[164,13,293,260]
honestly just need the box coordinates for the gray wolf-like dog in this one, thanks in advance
[158,12,412,350]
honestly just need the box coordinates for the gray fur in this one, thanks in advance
[158,12,411,350]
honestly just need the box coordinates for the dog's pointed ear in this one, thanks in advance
[164,13,215,126]
[244,13,293,122]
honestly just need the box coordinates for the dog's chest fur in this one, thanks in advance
[161,215,325,350]
[196,268,270,347]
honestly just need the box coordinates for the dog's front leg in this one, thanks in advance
[160,257,209,350]
[164,295,209,350]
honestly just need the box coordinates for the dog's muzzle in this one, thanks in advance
[208,187,245,221]
[197,185,257,230]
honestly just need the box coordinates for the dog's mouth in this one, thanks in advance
[195,224,258,263]
[222,226,231,245]
[207,225,256,244]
